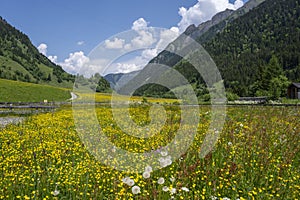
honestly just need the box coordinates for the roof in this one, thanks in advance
[289,83,300,88]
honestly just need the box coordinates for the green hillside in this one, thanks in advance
[0,17,75,87]
[132,0,300,100]
[0,79,71,102]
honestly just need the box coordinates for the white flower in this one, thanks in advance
[162,186,169,192]
[145,165,152,173]
[228,142,232,146]
[170,188,176,195]
[181,187,189,192]
[127,179,135,186]
[223,198,230,200]
[122,177,135,186]
[159,156,172,168]
[143,171,151,179]
[132,185,141,195]
[210,196,217,200]
[157,177,165,185]
[161,150,168,157]
[52,189,60,196]
[122,177,129,184]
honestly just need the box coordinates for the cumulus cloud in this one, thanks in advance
[59,51,90,74]
[132,18,148,31]
[131,30,156,49]
[105,38,125,49]
[110,54,151,74]
[99,17,181,74]
[48,55,58,63]
[157,27,180,49]
[37,43,58,64]
[178,0,244,31]
[37,43,48,55]
[141,49,158,60]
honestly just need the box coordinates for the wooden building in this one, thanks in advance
[287,83,300,99]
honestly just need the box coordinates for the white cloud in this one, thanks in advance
[48,55,58,63]
[141,49,158,60]
[131,30,156,49]
[37,43,58,64]
[112,56,147,74]
[37,43,48,55]
[132,18,148,31]
[100,18,180,74]
[105,38,125,49]
[77,41,85,46]
[59,51,90,74]
[157,27,180,49]
[178,0,244,31]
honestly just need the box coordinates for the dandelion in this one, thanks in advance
[132,186,141,195]
[159,156,172,168]
[145,165,152,173]
[170,188,176,195]
[181,187,189,192]
[122,177,135,186]
[143,171,150,179]
[157,177,165,185]
[161,150,168,157]
[52,189,60,196]
[162,186,169,192]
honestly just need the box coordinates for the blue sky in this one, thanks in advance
[0,0,248,75]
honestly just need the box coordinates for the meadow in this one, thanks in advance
[0,102,299,199]
[0,79,71,102]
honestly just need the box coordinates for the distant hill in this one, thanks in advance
[104,70,141,91]
[0,17,74,87]
[127,0,300,99]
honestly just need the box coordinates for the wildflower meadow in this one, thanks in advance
[0,101,299,199]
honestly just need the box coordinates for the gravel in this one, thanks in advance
[0,117,24,128]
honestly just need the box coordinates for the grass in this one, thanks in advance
[0,104,299,199]
[0,78,71,102]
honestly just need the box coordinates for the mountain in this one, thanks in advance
[0,17,75,87]
[125,0,299,99]
[201,0,300,96]
[104,70,141,91]
[149,0,266,68]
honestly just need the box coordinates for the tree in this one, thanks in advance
[47,74,52,81]
[261,55,284,91]
[96,77,111,93]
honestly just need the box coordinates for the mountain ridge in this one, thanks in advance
[117,0,299,99]
[0,17,75,87]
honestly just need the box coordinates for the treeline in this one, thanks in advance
[75,73,112,93]
[201,0,300,97]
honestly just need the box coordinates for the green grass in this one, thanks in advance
[0,78,71,102]
[0,56,35,81]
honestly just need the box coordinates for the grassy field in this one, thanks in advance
[0,79,71,102]
[0,104,299,199]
